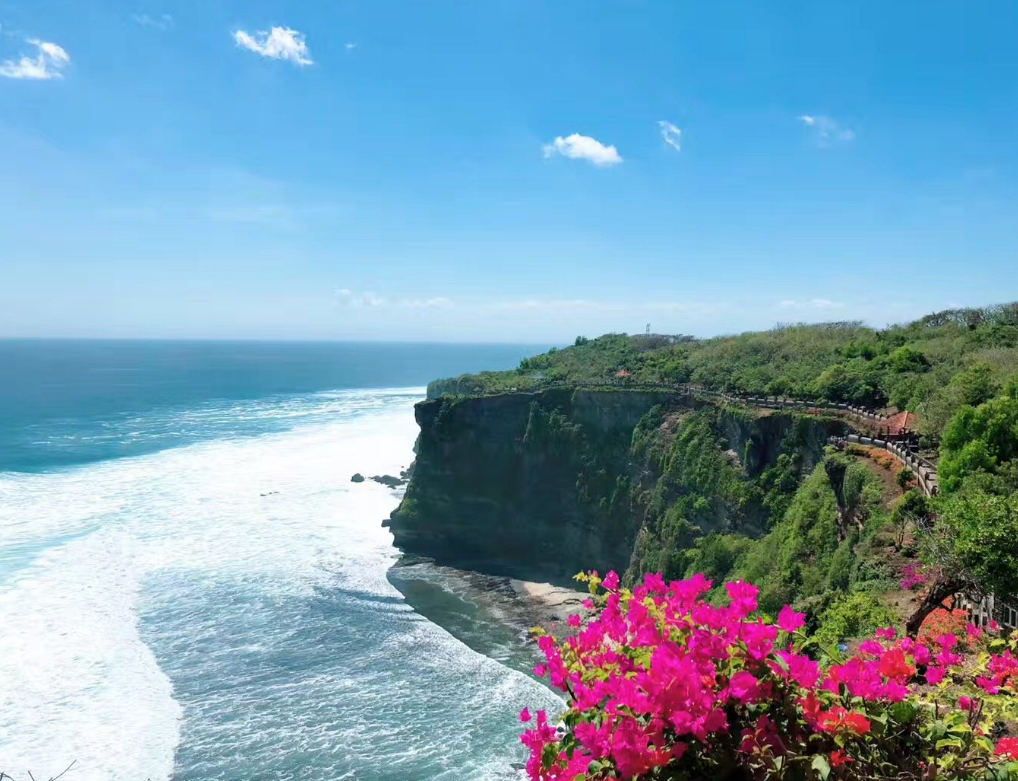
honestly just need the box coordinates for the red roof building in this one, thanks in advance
[884,411,916,436]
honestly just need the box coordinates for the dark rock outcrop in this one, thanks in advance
[389,389,679,583]
[371,474,406,489]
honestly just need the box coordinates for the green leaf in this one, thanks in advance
[811,754,831,780]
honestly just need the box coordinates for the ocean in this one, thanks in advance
[0,340,563,781]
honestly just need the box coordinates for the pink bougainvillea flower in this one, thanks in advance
[777,605,805,634]
[912,644,932,666]
[818,707,871,737]
[520,707,532,723]
[996,737,1018,760]
[879,647,916,680]
[520,571,1018,781]
[726,670,763,705]
[858,640,883,656]
[776,649,820,689]
[725,580,759,617]
[830,749,854,768]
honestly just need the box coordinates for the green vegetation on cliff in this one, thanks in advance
[400,301,1018,643]
[388,389,680,582]
[938,379,1018,494]
[432,302,1018,439]
[622,402,903,639]
[627,407,756,580]
[621,372,1018,641]
[735,453,895,612]
[626,405,830,582]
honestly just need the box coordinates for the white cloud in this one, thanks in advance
[658,120,682,152]
[404,297,454,309]
[335,289,454,310]
[798,114,855,145]
[133,13,173,30]
[778,298,845,310]
[494,298,719,316]
[542,133,622,167]
[0,38,70,80]
[336,289,385,308]
[233,27,312,66]
[345,42,357,52]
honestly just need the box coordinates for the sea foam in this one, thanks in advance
[0,388,559,781]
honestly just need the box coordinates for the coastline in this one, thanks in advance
[508,577,589,627]
[386,557,589,678]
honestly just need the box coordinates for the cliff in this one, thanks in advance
[387,387,847,586]
[388,388,677,582]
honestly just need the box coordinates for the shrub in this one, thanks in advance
[918,607,970,646]
[520,571,1018,780]
[896,467,914,491]
[847,445,898,472]
[814,591,897,647]
[892,490,930,547]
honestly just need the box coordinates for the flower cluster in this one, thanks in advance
[918,606,970,646]
[521,571,1018,780]
[847,444,898,472]
[899,563,926,590]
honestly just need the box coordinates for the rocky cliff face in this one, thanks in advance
[388,388,678,583]
[387,388,845,585]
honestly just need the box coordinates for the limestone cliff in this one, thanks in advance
[386,388,846,586]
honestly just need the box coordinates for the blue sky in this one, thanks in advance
[2,0,1017,342]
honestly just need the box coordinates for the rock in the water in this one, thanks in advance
[370,474,405,488]
[351,473,365,483]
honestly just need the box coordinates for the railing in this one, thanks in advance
[441,379,926,440]
[954,592,1018,633]
[436,378,939,490]
[443,377,895,420]
[830,434,939,497]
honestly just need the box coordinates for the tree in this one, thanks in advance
[891,489,929,549]
[919,362,1001,437]
[942,492,1018,596]
[939,382,1018,494]
[906,491,1018,636]
[888,346,931,373]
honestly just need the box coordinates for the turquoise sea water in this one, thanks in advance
[0,340,562,781]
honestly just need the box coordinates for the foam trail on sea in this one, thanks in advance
[0,388,560,781]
